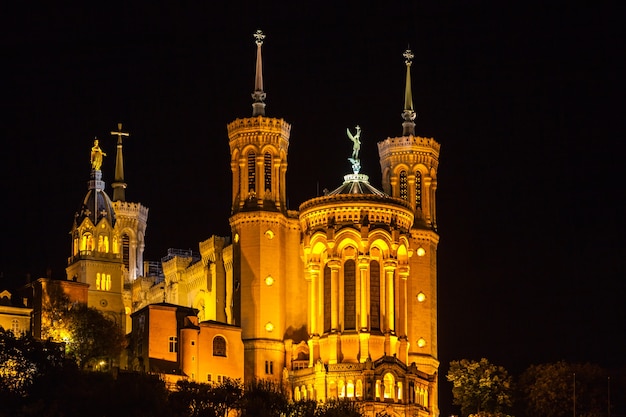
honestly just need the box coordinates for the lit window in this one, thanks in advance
[264,152,272,192]
[247,152,256,193]
[11,319,20,335]
[384,373,395,399]
[213,336,226,357]
[169,336,178,353]
[399,170,408,200]
[415,171,422,209]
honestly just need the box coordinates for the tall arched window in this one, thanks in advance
[247,152,256,193]
[343,259,356,330]
[323,265,331,333]
[415,170,422,209]
[264,153,272,192]
[399,170,408,201]
[383,373,395,399]
[213,336,227,357]
[122,234,130,271]
[370,260,380,331]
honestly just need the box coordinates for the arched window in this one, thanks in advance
[247,152,256,193]
[122,234,130,271]
[323,264,331,333]
[370,260,380,331]
[415,170,422,209]
[81,233,93,251]
[11,319,19,334]
[346,380,355,398]
[355,379,363,398]
[344,259,356,330]
[383,373,395,399]
[213,336,227,357]
[399,170,408,200]
[264,152,272,192]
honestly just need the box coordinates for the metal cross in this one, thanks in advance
[110,122,130,145]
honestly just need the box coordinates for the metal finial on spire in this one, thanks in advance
[252,29,267,116]
[402,48,417,136]
[254,29,265,46]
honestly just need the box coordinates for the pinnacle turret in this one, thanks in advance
[401,48,417,136]
[110,123,130,202]
[251,30,266,116]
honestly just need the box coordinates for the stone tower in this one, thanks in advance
[377,49,441,414]
[66,138,127,331]
[227,30,307,383]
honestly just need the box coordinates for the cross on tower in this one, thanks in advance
[110,122,130,145]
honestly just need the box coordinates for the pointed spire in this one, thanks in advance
[110,122,130,202]
[402,48,417,136]
[251,29,267,116]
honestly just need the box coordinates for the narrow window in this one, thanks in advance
[169,336,178,353]
[399,170,408,201]
[264,152,272,192]
[11,319,20,335]
[247,152,256,193]
[344,259,356,330]
[122,234,130,271]
[213,336,227,357]
[370,260,380,331]
[323,264,331,333]
[415,170,422,209]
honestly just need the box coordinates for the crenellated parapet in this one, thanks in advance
[377,135,440,159]
[112,201,149,224]
[227,116,291,147]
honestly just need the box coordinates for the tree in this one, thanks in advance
[170,378,245,417]
[42,296,126,369]
[61,304,126,368]
[446,358,513,417]
[239,379,289,417]
[519,361,609,417]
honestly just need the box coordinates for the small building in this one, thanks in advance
[128,303,243,387]
[0,289,32,337]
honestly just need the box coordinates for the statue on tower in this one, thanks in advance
[347,125,362,174]
[90,138,106,170]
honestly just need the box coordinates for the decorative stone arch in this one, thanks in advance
[396,243,410,265]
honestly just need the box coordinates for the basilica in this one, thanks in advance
[59,31,441,416]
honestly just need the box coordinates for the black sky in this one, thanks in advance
[2,1,624,413]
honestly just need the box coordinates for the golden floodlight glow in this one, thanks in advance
[416,247,426,257]
[265,276,274,286]
[234,233,239,243]
[417,337,426,348]
[265,322,274,332]
[417,292,426,302]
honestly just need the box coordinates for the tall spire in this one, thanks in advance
[251,29,266,116]
[110,123,130,202]
[402,48,417,136]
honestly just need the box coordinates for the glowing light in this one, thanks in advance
[265,276,274,286]
[265,322,274,332]
[417,337,426,348]
[416,247,426,257]
[265,229,274,239]
[417,292,426,302]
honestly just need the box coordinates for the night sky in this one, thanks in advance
[2,1,624,413]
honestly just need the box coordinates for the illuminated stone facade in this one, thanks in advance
[55,33,441,417]
[128,37,441,416]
